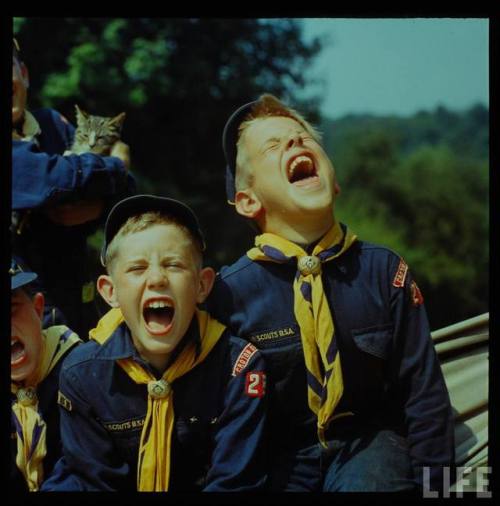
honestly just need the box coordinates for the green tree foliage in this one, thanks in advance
[328,107,488,328]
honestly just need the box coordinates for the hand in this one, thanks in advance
[110,141,130,171]
[45,199,105,227]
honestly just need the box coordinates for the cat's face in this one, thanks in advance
[73,105,126,155]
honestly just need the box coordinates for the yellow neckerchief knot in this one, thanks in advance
[12,110,41,143]
[247,221,357,447]
[11,326,81,491]
[90,308,226,491]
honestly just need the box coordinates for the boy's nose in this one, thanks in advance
[286,133,303,149]
[147,267,168,288]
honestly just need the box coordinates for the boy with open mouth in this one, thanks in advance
[42,194,267,492]
[205,94,454,492]
[11,258,81,493]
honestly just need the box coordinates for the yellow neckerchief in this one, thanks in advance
[12,110,41,144]
[89,308,226,491]
[247,221,357,447]
[11,325,81,491]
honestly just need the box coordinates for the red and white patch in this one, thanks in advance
[392,258,409,288]
[232,343,258,376]
[245,371,266,398]
[411,281,424,306]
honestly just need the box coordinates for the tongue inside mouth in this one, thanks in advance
[144,307,174,334]
[11,341,25,364]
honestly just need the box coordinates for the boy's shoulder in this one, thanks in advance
[61,324,130,372]
[218,254,255,280]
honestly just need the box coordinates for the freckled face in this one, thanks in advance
[106,224,207,369]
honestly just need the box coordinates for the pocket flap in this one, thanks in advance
[351,324,393,360]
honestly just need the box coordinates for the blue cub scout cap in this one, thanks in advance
[10,257,37,291]
[222,100,258,204]
[101,194,206,266]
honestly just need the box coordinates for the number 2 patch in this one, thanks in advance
[245,371,266,398]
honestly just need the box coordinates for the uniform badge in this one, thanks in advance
[58,390,73,411]
[411,281,424,306]
[392,258,409,288]
[245,371,266,398]
[232,343,258,376]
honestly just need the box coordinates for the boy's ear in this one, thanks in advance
[234,188,263,219]
[32,292,44,320]
[97,275,119,308]
[196,267,216,304]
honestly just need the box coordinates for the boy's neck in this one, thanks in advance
[262,213,336,247]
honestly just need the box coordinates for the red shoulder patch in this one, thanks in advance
[411,281,424,306]
[232,343,258,376]
[392,258,409,288]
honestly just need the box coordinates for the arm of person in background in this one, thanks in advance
[43,141,132,226]
[12,138,135,225]
[203,341,268,491]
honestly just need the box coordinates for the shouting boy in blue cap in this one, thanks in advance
[43,195,267,492]
[205,94,454,492]
[11,258,81,493]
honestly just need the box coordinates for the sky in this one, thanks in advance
[298,18,489,119]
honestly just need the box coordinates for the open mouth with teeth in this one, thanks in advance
[11,337,27,367]
[287,154,319,186]
[143,299,175,335]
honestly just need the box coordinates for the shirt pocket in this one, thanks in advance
[348,323,394,411]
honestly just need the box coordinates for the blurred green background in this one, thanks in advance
[13,17,489,330]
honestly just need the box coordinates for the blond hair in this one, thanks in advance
[105,212,203,272]
[235,94,322,191]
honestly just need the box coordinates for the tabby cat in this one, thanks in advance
[68,105,126,155]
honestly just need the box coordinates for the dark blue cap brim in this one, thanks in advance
[222,100,257,203]
[11,272,37,291]
[101,194,206,266]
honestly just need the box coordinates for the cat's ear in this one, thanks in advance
[109,112,126,130]
[75,104,89,122]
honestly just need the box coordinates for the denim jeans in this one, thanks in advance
[321,429,416,492]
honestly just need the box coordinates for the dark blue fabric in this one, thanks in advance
[206,239,455,491]
[12,108,136,338]
[41,320,268,491]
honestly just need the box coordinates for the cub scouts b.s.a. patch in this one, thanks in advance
[393,258,409,288]
[58,390,73,411]
[245,371,266,398]
[411,280,424,306]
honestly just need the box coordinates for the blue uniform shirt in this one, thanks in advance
[42,319,268,491]
[206,238,455,489]
[12,108,136,337]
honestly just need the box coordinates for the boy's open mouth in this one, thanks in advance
[11,337,27,367]
[287,154,319,185]
[143,299,175,335]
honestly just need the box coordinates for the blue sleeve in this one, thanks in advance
[203,345,268,491]
[389,256,455,491]
[41,364,131,491]
[12,140,135,210]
